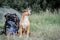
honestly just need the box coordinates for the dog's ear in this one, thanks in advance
[4,14,8,18]
[4,14,6,18]
[4,13,11,19]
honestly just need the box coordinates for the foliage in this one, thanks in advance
[0,0,60,12]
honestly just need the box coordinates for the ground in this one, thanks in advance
[0,11,60,40]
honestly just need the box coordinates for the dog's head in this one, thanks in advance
[4,13,11,20]
[22,9,32,16]
[4,13,18,21]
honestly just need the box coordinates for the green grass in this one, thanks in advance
[0,12,60,40]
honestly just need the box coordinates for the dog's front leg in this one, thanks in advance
[18,25,22,37]
[26,24,30,37]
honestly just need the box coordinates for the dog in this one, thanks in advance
[3,13,19,35]
[4,13,19,40]
[18,9,31,37]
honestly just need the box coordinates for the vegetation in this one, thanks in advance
[0,11,60,40]
[0,0,60,12]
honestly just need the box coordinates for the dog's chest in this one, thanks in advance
[22,16,28,28]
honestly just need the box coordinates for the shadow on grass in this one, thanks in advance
[0,26,3,29]
[0,26,4,35]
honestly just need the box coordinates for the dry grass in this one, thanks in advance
[0,11,60,40]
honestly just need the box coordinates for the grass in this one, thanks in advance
[0,11,60,40]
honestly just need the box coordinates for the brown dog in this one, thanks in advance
[18,9,31,37]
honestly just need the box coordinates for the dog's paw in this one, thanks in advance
[27,35,29,38]
[19,35,22,38]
